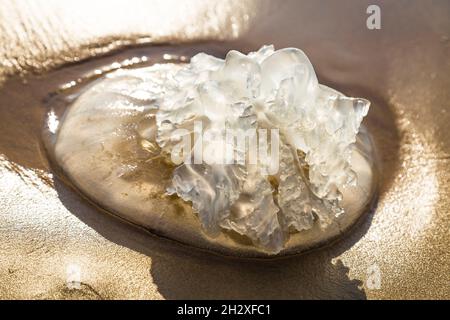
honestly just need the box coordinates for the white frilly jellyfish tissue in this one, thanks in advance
[49,45,373,255]
[156,45,369,253]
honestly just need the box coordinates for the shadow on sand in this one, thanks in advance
[54,177,374,299]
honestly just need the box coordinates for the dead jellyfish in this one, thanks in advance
[43,46,378,257]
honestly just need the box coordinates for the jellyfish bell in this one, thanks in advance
[44,46,378,257]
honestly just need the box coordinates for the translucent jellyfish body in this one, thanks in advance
[44,46,378,257]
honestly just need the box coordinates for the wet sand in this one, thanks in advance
[0,0,449,299]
